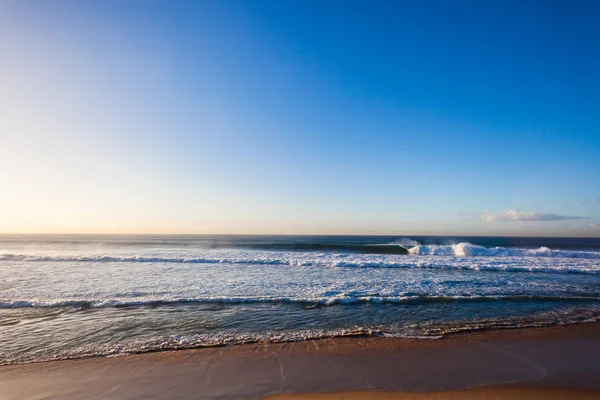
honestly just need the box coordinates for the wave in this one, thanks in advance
[2,294,600,310]
[1,252,599,274]
[3,242,599,264]
[0,327,387,366]
[0,239,409,254]
[397,308,600,338]
[222,242,410,254]
[0,254,283,264]
[225,239,600,257]
[407,242,600,258]
[3,308,600,366]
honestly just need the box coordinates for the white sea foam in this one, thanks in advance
[2,237,600,366]
[2,293,599,310]
[0,237,600,364]
[406,242,598,258]
[1,246,599,275]
[391,238,422,247]
[3,310,600,366]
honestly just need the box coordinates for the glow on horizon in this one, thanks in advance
[1,1,599,237]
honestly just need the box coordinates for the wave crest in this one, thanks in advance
[1,250,600,274]
[2,294,600,310]
[407,242,597,258]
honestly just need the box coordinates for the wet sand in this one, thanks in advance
[1,323,599,400]
[263,386,600,400]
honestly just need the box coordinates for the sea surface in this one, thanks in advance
[1,234,600,365]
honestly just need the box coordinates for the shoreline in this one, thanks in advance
[1,322,600,399]
[3,317,599,367]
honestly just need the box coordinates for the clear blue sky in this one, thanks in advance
[1,0,599,235]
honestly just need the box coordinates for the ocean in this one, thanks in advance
[1,234,599,365]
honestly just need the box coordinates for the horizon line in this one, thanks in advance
[0,232,599,239]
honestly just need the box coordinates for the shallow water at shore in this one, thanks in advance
[2,324,600,400]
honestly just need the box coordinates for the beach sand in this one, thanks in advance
[263,386,600,399]
[1,323,599,400]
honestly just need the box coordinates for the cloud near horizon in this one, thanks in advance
[481,209,585,223]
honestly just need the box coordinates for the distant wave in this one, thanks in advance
[223,243,410,254]
[2,235,600,251]
[407,242,600,258]
[2,294,600,310]
[2,250,600,275]
[0,254,269,264]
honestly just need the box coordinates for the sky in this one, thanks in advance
[0,0,599,236]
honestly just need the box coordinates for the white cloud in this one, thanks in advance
[481,209,584,223]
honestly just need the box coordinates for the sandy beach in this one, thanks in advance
[263,387,600,399]
[1,323,599,400]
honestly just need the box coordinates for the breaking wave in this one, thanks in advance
[407,242,600,258]
[3,241,599,265]
[1,249,600,274]
[2,294,600,310]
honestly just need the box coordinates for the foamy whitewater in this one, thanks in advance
[1,234,599,365]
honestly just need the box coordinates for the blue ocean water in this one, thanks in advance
[1,234,599,365]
